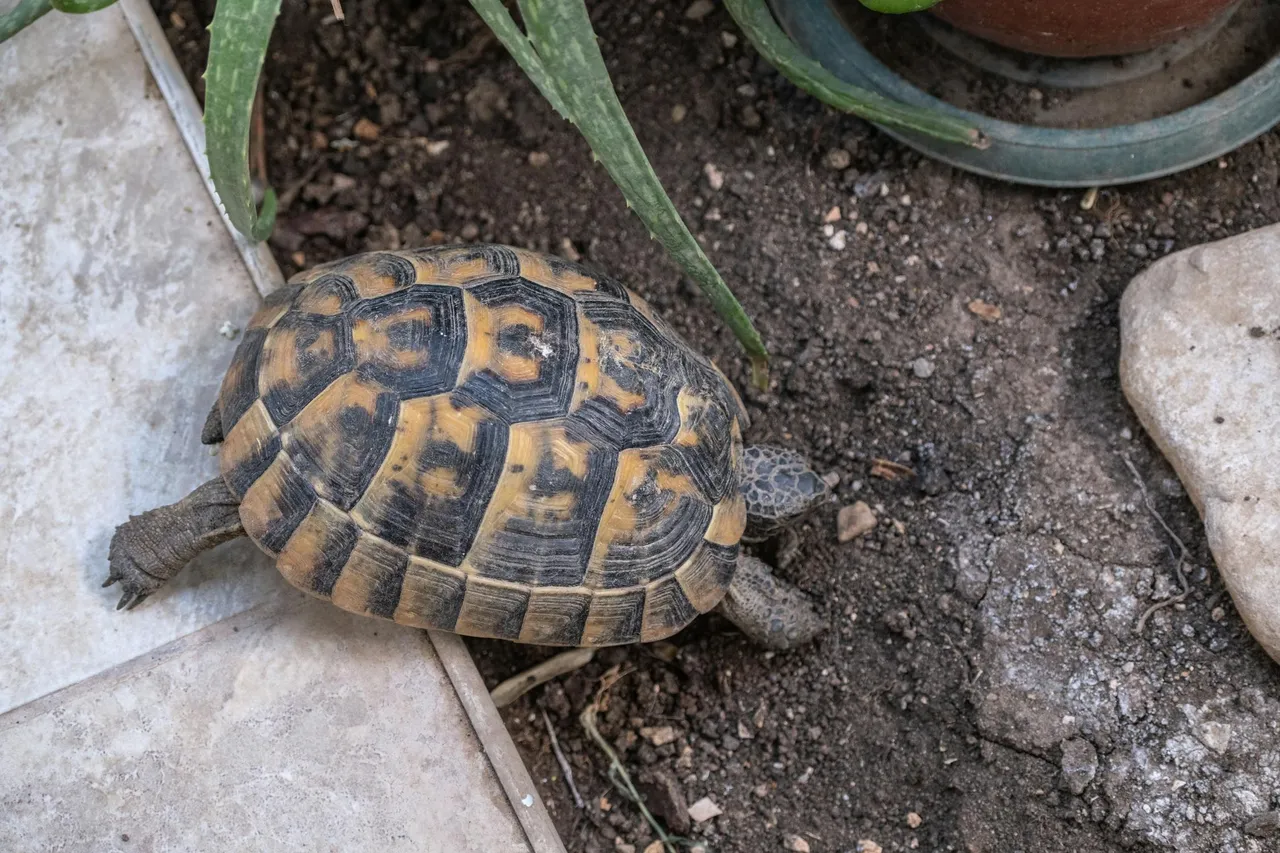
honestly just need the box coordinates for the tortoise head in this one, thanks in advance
[738,444,830,543]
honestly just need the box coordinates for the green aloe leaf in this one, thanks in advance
[204,0,280,241]
[49,0,117,13]
[467,0,571,122]
[500,0,771,386]
[858,0,943,12]
[725,0,987,147]
[0,0,51,43]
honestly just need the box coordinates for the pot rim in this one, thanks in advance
[771,0,1280,186]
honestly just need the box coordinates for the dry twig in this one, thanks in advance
[329,0,345,21]
[543,709,584,809]
[490,647,595,708]
[1123,454,1192,634]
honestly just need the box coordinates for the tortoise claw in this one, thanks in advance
[116,590,150,611]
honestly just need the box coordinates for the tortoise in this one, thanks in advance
[105,245,829,650]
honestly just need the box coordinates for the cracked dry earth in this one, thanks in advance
[150,0,1280,849]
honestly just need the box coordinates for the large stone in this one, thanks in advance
[0,6,558,851]
[0,0,286,715]
[1119,226,1280,663]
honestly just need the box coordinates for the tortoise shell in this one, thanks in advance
[214,245,750,646]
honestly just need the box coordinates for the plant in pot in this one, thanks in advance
[855,0,1243,58]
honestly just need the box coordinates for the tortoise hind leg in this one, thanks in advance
[104,477,243,610]
[715,554,825,650]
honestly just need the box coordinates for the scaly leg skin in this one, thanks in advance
[715,554,826,650]
[104,477,244,610]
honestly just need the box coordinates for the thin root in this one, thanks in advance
[542,709,584,809]
[579,665,692,853]
[1123,454,1192,634]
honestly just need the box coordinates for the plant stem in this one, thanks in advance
[0,0,51,43]
[203,0,281,241]
[725,0,988,148]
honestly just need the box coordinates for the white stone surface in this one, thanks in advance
[0,8,550,851]
[1120,226,1280,663]
[0,4,290,713]
[0,598,531,853]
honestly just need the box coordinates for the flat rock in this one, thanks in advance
[1120,226,1280,663]
[0,0,286,714]
[0,600,531,852]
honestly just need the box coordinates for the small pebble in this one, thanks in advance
[823,206,842,223]
[643,842,665,853]
[837,502,877,542]
[685,0,714,19]
[1245,811,1280,838]
[424,140,450,157]
[559,237,582,262]
[528,151,550,167]
[967,299,1002,321]
[352,118,380,141]
[907,812,922,829]
[739,105,762,129]
[671,104,688,123]
[218,321,240,340]
[688,797,722,823]
[1196,721,1233,754]
[857,842,883,853]
[783,836,810,853]
[460,223,480,241]
[828,231,847,251]
[721,31,738,48]
[825,148,852,171]
[615,844,635,853]
[703,163,725,191]
[911,358,935,379]
[640,725,678,747]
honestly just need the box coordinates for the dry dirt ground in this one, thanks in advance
[151,0,1280,850]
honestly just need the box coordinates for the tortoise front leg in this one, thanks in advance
[104,477,244,610]
[715,554,826,650]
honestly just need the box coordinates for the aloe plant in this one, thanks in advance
[1,0,983,383]
[201,0,983,383]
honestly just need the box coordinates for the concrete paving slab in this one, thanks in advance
[0,598,531,853]
[0,5,564,851]
[0,0,289,715]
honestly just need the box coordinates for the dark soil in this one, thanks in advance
[151,1,1280,850]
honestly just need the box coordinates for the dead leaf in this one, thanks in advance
[967,299,1002,321]
[870,459,915,480]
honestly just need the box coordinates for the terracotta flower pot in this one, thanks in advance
[928,0,1242,57]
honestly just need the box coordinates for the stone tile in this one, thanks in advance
[0,599,531,852]
[1120,225,1280,662]
[0,7,289,713]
